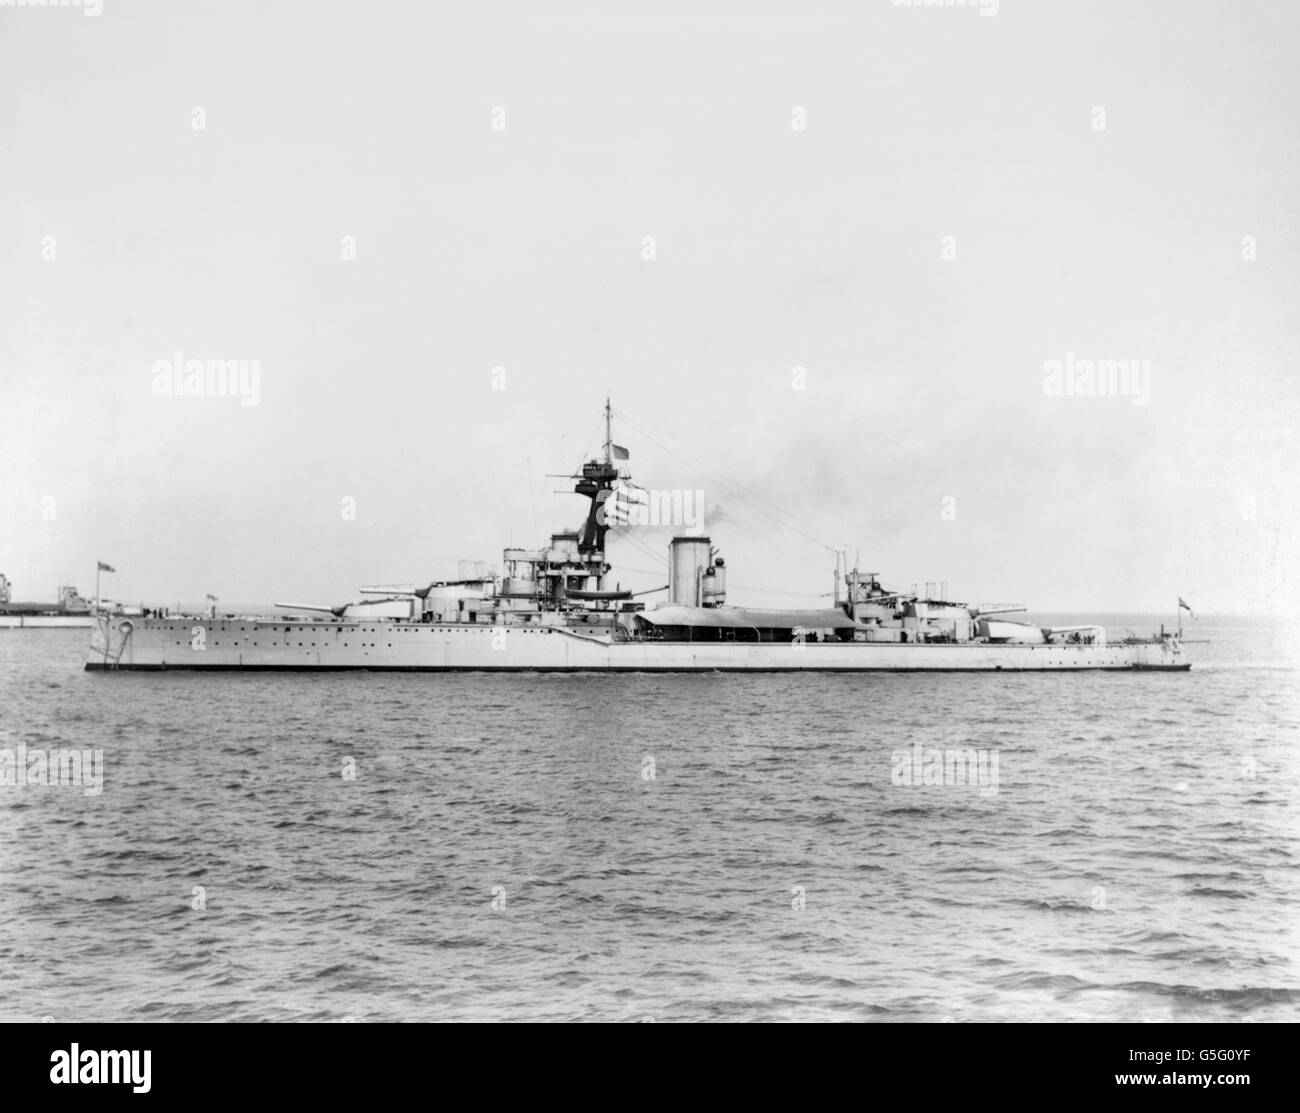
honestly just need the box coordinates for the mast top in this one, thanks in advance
[603,397,612,465]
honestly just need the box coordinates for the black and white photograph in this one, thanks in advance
[1,0,1296,1087]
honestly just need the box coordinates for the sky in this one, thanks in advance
[1,0,1297,615]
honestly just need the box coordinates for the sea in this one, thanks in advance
[0,615,1296,1023]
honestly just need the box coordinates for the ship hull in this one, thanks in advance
[86,618,1190,671]
[2,614,94,629]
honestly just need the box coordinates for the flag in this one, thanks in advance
[1178,597,1194,618]
[97,562,115,573]
[610,444,630,461]
[205,594,217,602]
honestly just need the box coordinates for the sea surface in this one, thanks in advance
[1,615,1296,1023]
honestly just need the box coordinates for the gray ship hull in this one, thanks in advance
[2,614,94,629]
[86,618,1190,671]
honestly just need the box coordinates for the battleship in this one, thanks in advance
[86,404,1189,672]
